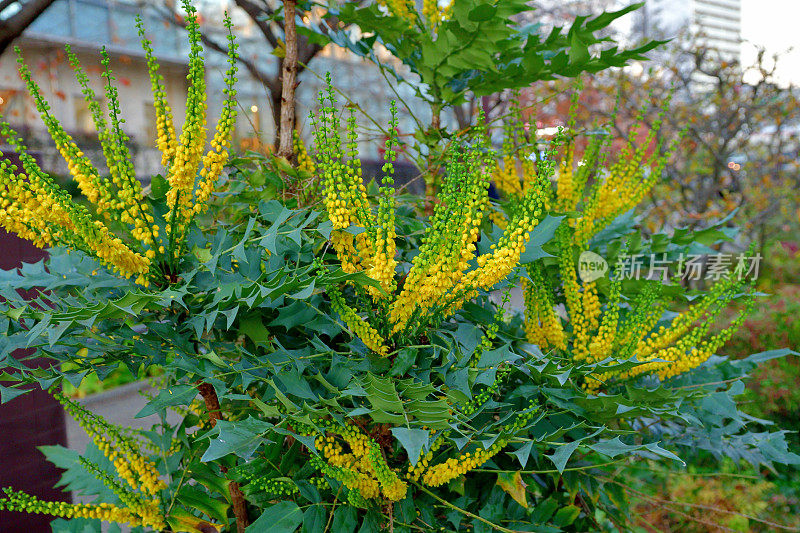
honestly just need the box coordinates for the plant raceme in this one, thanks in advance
[494,91,756,391]
[0,393,168,529]
[0,0,238,287]
[312,76,550,356]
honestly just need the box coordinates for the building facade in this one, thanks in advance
[637,0,742,60]
[0,0,189,179]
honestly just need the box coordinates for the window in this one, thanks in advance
[0,89,27,123]
[73,95,102,134]
[235,102,269,152]
[74,2,110,43]
[27,0,71,38]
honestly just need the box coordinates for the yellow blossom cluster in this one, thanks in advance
[0,1,238,286]
[313,88,551,355]
[294,131,316,175]
[493,88,753,389]
[523,264,565,350]
[312,422,407,502]
[193,27,239,217]
[583,275,754,389]
[312,82,378,279]
[0,126,150,281]
[329,286,389,355]
[48,392,166,529]
[378,0,417,25]
[492,96,542,199]
[0,489,147,528]
[137,16,178,167]
[408,400,539,487]
[422,0,454,28]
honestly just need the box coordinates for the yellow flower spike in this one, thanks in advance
[555,139,576,211]
[15,48,106,211]
[390,125,495,329]
[294,131,316,175]
[523,264,565,350]
[378,0,417,25]
[367,101,400,298]
[313,84,377,274]
[420,404,539,487]
[329,287,389,356]
[313,431,382,500]
[137,15,178,166]
[313,91,554,343]
[99,49,157,248]
[588,270,622,363]
[166,0,208,235]
[192,14,239,218]
[318,424,407,502]
[0,489,153,529]
[54,393,166,498]
[0,127,149,279]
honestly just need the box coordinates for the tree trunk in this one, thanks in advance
[277,0,298,162]
[197,382,250,532]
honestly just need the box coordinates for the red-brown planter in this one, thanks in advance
[0,229,69,532]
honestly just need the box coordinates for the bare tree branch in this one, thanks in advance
[233,0,278,49]
[0,0,57,56]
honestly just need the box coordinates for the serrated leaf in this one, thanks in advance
[391,427,429,466]
[202,417,274,461]
[135,385,198,418]
[588,437,638,458]
[547,440,581,473]
[188,463,232,503]
[362,373,404,413]
[388,348,417,376]
[175,485,230,524]
[0,383,28,403]
[509,441,534,468]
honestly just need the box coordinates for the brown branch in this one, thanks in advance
[0,0,57,56]
[0,0,19,13]
[277,0,298,161]
[197,382,250,533]
[234,0,279,49]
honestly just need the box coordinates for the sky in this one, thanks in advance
[741,0,800,85]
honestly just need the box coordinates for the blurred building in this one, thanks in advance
[637,0,742,60]
[0,0,189,179]
[197,0,427,162]
[1,0,427,178]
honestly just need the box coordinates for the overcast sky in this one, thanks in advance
[741,0,800,84]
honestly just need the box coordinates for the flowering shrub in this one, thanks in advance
[492,95,757,390]
[0,5,798,533]
[0,0,238,287]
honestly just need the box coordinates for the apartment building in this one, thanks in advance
[638,0,742,60]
